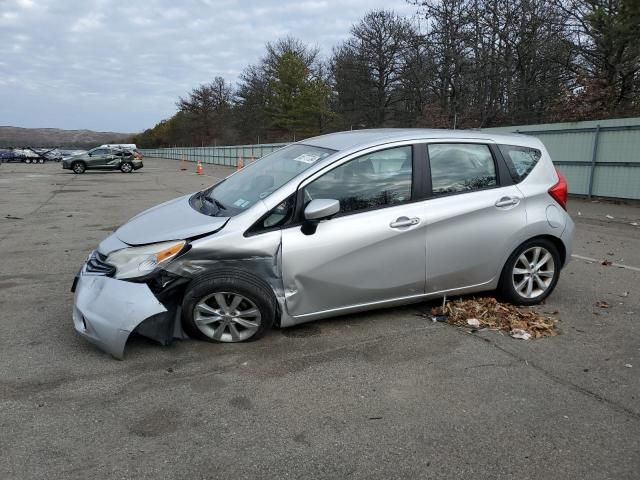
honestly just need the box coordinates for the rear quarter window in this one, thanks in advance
[498,144,542,183]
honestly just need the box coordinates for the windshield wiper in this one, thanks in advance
[198,192,227,215]
[211,197,226,210]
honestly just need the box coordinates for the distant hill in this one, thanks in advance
[0,126,133,148]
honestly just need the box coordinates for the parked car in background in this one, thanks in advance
[62,146,143,174]
[0,149,14,162]
[71,129,573,358]
[13,148,41,163]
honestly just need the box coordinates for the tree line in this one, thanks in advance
[133,0,640,148]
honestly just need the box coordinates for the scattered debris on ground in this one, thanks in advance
[596,300,610,309]
[510,329,531,340]
[601,259,612,266]
[430,297,557,339]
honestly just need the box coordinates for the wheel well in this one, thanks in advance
[534,234,566,266]
[505,234,566,271]
[71,160,85,166]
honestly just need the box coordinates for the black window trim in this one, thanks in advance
[424,141,513,199]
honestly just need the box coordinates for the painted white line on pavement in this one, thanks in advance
[572,254,640,272]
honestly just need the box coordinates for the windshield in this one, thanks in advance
[197,144,335,216]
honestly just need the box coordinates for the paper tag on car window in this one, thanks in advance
[292,153,321,164]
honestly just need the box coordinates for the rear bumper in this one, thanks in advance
[561,214,575,267]
[72,259,167,359]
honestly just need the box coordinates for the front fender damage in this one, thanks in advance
[73,241,286,359]
[163,252,287,323]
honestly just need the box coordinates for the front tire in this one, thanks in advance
[120,162,133,173]
[72,161,86,174]
[499,238,561,305]
[182,269,276,343]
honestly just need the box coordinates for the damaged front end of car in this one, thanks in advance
[71,219,287,360]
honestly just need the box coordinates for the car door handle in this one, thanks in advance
[495,197,520,208]
[390,216,420,229]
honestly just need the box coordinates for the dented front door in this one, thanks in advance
[281,203,427,317]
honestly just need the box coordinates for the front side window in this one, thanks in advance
[304,146,412,214]
[428,143,497,195]
[498,144,541,183]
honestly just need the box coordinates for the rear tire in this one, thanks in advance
[25,158,31,164]
[498,238,561,305]
[72,161,86,174]
[182,269,276,343]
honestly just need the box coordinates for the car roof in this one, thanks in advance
[302,128,542,152]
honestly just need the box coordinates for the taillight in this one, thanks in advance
[548,169,568,210]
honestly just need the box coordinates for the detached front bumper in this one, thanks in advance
[132,160,143,170]
[72,259,167,359]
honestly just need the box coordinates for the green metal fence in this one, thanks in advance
[142,117,640,200]
[482,117,640,200]
[140,143,286,167]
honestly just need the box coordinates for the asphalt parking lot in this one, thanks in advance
[1,158,639,479]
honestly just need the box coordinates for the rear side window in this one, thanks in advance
[428,143,497,195]
[498,144,541,183]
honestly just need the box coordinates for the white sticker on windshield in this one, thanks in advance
[292,153,321,164]
[233,198,246,207]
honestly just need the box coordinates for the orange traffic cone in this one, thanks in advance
[180,158,187,171]
[196,162,203,175]
[236,156,244,171]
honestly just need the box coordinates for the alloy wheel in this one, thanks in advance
[193,292,262,342]
[512,246,555,299]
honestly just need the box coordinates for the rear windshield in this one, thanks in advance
[498,144,542,183]
[195,144,336,217]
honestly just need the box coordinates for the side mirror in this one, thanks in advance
[304,198,340,221]
[88,153,92,156]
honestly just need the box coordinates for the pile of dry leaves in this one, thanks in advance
[431,297,558,339]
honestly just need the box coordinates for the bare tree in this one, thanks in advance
[177,77,234,145]
[332,10,414,127]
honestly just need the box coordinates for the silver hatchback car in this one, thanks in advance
[72,129,574,358]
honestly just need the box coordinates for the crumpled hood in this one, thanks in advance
[115,194,229,245]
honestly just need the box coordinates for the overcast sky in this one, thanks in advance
[0,0,420,133]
